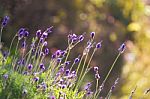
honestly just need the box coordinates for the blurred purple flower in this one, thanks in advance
[27,64,33,71]
[36,30,42,37]
[1,16,9,27]
[44,48,49,55]
[96,41,102,49]
[118,43,126,53]
[3,74,8,80]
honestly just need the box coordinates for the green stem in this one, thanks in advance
[95,53,121,98]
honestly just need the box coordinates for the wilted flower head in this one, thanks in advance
[1,16,9,27]
[118,43,126,53]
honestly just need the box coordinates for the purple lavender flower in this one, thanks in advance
[78,35,84,42]
[40,37,44,43]
[40,52,45,57]
[96,41,102,49]
[44,26,53,33]
[61,84,66,89]
[74,57,80,63]
[86,91,93,96]
[44,48,49,55]
[2,51,9,58]
[64,61,70,66]
[36,30,42,37]
[57,58,62,63]
[51,54,56,59]
[42,32,48,38]
[55,50,62,57]
[18,28,25,39]
[3,74,8,79]
[111,77,119,91]
[94,66,99,72]
[61,50,66,56]
[50,96,56,99]
[90,32,95,39]
[1,16,9,27]
[43,41,47,46]
[65,69,70,76]
[27,64,33,71]
[41,82,47,91]
[17,58,25,65]
[95,73,100,79]
[58,66,64,73]
[59,79,64,84]
[84,82,92,90]
[22,41,26,48]
[118,43,126,53]
[40,63,45,70]
[24,30,29,37]
[33,77,39,82]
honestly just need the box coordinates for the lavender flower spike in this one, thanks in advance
[27,64,33,71]
[90,32,95,39]
[1,16,10,27]
[118,43,126,53]
[96,41,102,49]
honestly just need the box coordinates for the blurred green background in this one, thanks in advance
[0,0,150,98]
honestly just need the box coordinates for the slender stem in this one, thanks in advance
[0,27,3,44]
[105,90,112,99]
[70,62,75,71]
[8,34,17,55]
[76,54,84,74]
[95,53,121,98]
[78,53,88,82]
[103,53,121,85]
[77,48,97,87]
[94,79,99,98]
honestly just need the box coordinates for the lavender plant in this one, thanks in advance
[0,16,128,99]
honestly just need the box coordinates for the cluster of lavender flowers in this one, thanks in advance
[0,16,126,99]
